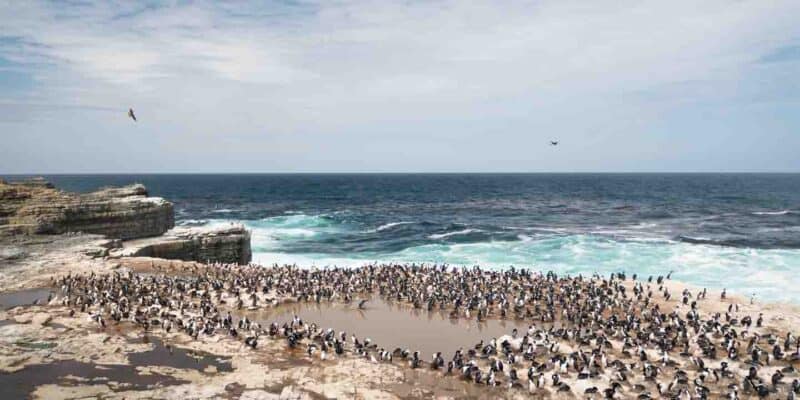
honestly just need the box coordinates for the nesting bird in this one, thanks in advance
[51,262,800,398]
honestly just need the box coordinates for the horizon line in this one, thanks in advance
[3,171,800,176]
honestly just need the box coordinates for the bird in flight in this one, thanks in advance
[128,108,137,122]
[550,141,559,146]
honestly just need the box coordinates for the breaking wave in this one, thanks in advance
[370,221,414,232]
[428,229,482,240]
[246,230,800,303]
[191,212,800,304]
[752,210,793,216]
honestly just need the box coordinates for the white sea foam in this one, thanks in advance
[370,221,414,233]
[590,229,644,236]
[215,213,800,304]
[247,231,800,304]
[178,219,208,226]
[240,213,346,251]
[212,209,237,213]
[428,229,481,240]
[752,210,792,216]
[517,234,535,242]
[757,226,800,233]
[622,236,674,244]
[504,226,570,233]
[678,235,712,242]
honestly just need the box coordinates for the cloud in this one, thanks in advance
[760,45,800,63]
[1,0,800,172]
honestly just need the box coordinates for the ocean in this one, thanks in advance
[23,173,800,303]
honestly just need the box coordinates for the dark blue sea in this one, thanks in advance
[12,174,800,302]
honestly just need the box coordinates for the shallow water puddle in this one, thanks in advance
[0,288,54,310]
[0,359,189,399]
[130,336,233,373]
[0,336,233,399]
[244,298,528,357]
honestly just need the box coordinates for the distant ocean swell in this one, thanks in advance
[202,212,800,304]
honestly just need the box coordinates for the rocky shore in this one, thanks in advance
[0,178,251,266]
[3,253,800,399]
[1,179,799,400]
[1,178,173,239]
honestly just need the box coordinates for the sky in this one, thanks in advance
[1,0,799,173]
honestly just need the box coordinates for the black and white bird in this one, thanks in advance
[128,108,137,122]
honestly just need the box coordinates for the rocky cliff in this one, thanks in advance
[110,224,252,265]
[1,178,252,265]
[0,178,173,239]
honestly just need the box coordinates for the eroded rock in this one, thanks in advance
[1,178,173,240]
[110,224,252,265]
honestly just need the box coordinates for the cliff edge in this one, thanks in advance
[0,178,173,239]
[110,224,252,265]
[0,178,252,265]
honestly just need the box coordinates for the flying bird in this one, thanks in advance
[128,108,137,122]
[550,141,559,146]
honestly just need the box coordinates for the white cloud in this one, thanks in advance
[1,0,799,172]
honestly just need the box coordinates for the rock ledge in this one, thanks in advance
[111,224,252,265]
[1,179,173,239]
[1,178,252,265]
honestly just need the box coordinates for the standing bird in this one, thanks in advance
[128,108,137,122]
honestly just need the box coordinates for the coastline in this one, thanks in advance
[2,242,800,398]
[2,179,799,399]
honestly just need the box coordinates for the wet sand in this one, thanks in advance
[243,297,528,357]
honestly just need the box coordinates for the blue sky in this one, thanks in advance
[1,0,799,173]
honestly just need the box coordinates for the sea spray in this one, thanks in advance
[234,213,800,303]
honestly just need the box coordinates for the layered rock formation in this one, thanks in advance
[0,179,173,239]
[111,224,252,265]
[1,178,252,264]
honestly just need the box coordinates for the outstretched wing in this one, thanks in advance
[128,108,137,121]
